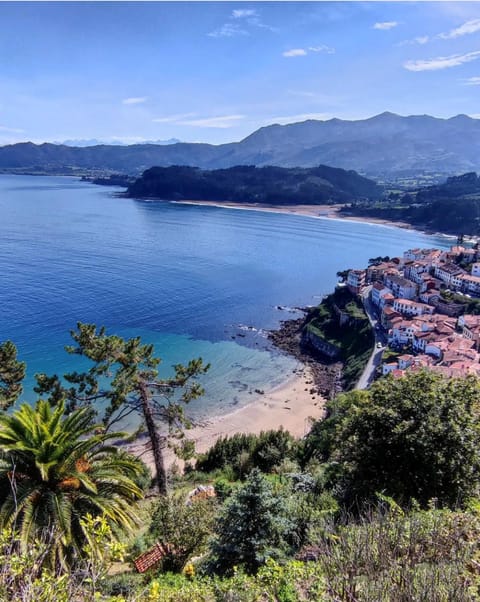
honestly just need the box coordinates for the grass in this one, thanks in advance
[304,288,374,390]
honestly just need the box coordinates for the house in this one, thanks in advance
[392,298,434,317]
[389,320,420,346]
[383,274,417,300]
[346,269,366,295]
[366,261,397,284]
[397,354,414,370]
[419,289,441,305]
[404,261,430,285]
[381,306,402,330]
[371,282,393,307]
[471,262,480,277]
[459,274,480,297]
[433,262,466,287]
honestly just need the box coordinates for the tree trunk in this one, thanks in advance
[139,384,167,495]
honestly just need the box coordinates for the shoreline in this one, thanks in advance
[171,199,418,232]
[127,364,325,475]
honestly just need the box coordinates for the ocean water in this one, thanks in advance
[0,174,450,424]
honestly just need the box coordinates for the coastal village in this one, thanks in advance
[346,243,480,381]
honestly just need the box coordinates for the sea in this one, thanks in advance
[0,174,450,427]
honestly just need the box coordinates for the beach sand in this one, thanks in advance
[127,365,325,475]
[173,200,415,230]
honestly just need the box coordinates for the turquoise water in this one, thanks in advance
[0,175,449,423]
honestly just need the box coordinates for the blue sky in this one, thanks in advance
[2,1,480,145]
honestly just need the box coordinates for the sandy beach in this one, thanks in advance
[173,199,415,230]
[127,364,325,475]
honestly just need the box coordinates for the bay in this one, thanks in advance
[0,174,449,424]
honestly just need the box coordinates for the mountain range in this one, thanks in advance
[1,112,480,179]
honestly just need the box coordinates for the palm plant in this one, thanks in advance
[0,399,143,569]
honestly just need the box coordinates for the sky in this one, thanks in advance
[2,1,480,146]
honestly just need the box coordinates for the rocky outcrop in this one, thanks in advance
[303,329,341,359]
[268,314,343,399]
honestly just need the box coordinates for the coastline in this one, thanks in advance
[171,199,417,231]
[127,364,325,474]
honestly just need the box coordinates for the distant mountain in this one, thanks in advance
[126,164,383,205]
[1,113,480,178]
[57,138,181,147]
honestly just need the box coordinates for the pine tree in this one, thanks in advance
[207,468,291,575]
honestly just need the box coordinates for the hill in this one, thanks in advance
[1,113,480,178]
[341,171,480,235]
[126,164,383,204]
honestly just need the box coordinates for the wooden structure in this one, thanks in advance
[134,542,174,573]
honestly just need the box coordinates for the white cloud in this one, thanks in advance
[398,35,429,47]
[232,9,257,19]
[464,76,480,85]
[283,45,335,58]
[122,97,148,105]
[469,113,480,119]
[309,45,335,54]
[177,114,245,128]
[373,21,399,31]
[404,50,480,71]
[208,23,248,38]
[152,112,196,123]
[283,48,307,57]
[209,8,275,37]
[438,18,480,39]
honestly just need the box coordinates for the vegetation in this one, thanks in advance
[4,328,480,599]
[342,171,480,235]
[303,370,480,507]
[127,164,382,205]
[0,400,143,568]
[206,469,292,576]
[34,323,209,495]
[303,287,374,389]
[195,429,297,479]
[146,493,217,572]
[0,340,26,410]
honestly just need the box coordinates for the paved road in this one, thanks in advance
[355,286,387,390]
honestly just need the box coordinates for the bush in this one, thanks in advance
[147,493,217,572]
[304,371,480,508]
[206,469,292,575]
[196,429,297,478]
[99,572,147,597]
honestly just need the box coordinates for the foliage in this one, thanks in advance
[0,517,129,602]
[0,399,143,568]
[206,469,292,576]
[0,340,26,410]
[343,172,480,236]
[317,504,480,601]
[127,164,382,206]
[147,493,217,572]
[144,559,325,602]
[196,429,297,478]
[304,370,480,507]
[304,288,374,390]
[34,322,210,494]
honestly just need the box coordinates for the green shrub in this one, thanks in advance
[196,429,297,479]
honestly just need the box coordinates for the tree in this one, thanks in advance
[0,399,143,569]
[304,370,480,508]
[34,323,209,495]
[0,340,25,410]
[207,468,291,575]
[147,493,216,572]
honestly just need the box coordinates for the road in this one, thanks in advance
[355,286,388,390]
